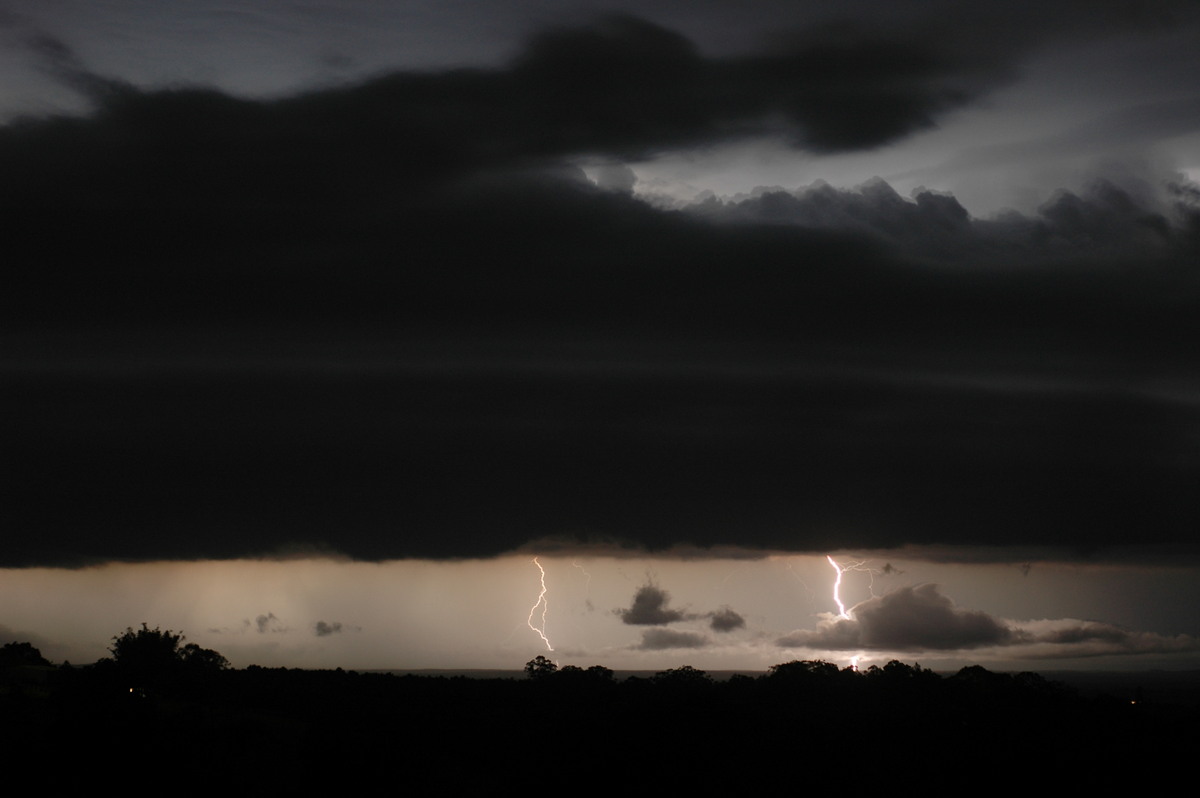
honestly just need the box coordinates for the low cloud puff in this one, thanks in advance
[618,585,749,635]
[636,628,709,650]
[708,607,746,632]
[314,621,342,637]
[256,613,286,634]
[208,613,290,635]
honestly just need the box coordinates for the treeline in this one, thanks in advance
[1,636,1194,789]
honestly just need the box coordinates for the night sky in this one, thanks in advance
[4,0,1200,671]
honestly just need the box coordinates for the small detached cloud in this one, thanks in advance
[708,607,746,632]
[618,584,750,642]
[314,620,361,637]
[256,613,288,634]
[616,585,690,626]
[636,628,709,650]
[315,621,342,637]
[618,584,749,649]
[211,613,291,635]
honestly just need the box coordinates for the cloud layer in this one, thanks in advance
[4,13,1200,568]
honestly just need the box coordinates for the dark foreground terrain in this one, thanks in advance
[3,645,1195,792]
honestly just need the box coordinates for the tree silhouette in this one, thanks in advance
[767,659,843,681]
[109,623,227,686]
[585,665,614,682]
[651,665,712,688]
[180,642,231,672]
[110,624,184,680]
[0,641,50,668]
[863,659,939,685]
[524,655,557,679]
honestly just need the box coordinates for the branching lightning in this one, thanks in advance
[572,559,591,591]
[780,557,815,600]
[573,558,595,613]
[527,557,553,651]
[826,555,881,618]
[827,555,881,669]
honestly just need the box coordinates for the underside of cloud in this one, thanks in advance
[684,175,1199,262]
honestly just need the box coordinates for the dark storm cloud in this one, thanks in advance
[0,13,1016,186]
[508,14,1015,155]
[0,12,127,106]
[636,628,709,650]
[5,13,1200,568]
[778,584,1014,651]
[7,164,1200,566]
[617,585,689,626]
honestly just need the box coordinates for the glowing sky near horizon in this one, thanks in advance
[4,553,1198,672]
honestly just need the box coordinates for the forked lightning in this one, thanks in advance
[527,557,553,651]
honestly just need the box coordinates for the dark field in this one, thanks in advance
[4,656,1194,791]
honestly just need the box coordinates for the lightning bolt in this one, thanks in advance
[826,555,877,619]
[572,559,592,591]
[527,557,553,651]
[828,555,880,669]
[572,558,596,613]
[827,555,852,618]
